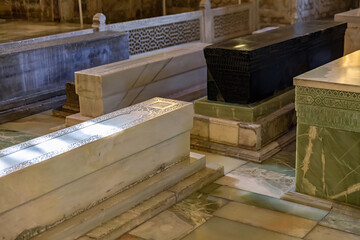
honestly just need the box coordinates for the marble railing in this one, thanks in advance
[93,1,257,56]
[0,98,194,240]
[202,0,258,43]
[104,11,203,56]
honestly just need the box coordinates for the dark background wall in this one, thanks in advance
[0,0,358,25]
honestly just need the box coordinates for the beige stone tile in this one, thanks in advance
[130,210,193,240]
[182,217,301,240]
[305,225,360,240]
[213,201,317,238]
[117,234,146,240]
[0,110,64,135]
[65,113,92,127]
[211,186,328,221]
[215,164,295,198]
[191,149,247,174]
[209,118,239,146]
[191,116,209,139]
[238,127,258,148]
[320,211,360,235]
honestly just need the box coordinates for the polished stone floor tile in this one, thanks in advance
[258,150,296,176]
[191,149,247,174]
[198,183,221,194]
[0,129,36,150]
[211,186,328,221]
[282,141,296,152]
[215,164,295,198]
[117,234,146,240]
[0,110,64,135]
[305,225,360,240]
[320,211,360,235]
[213,201,317,238]
[130,210,193,240]
[170,192,227,227]
[181,217,301,240]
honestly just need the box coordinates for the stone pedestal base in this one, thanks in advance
[191,128,296,163]
[191,92,297,162]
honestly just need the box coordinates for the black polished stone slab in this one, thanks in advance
[205,20,346,104]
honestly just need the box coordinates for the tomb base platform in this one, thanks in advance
[191,90,297,162]
[191,127,296,163]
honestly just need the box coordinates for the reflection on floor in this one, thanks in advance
[126,143,360,240]
[0,111,64,150]
[0,20,90,43]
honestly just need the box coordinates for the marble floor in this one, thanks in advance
[0,110,64,150]
[0,20,90,43]
[122,143,360,240]
[1,111,360,240]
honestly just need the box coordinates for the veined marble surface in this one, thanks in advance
[215,163,295,198]
[296,123,360,206]
[294,50,360,93]
[335,9,360,55]
[76,141,360,240]
[335,8,360,23]
[76,43,208,117]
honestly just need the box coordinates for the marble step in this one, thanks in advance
[0,98,193,240]
[30,153,216,240]
[78,162,224,240]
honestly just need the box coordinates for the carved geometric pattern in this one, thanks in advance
[214,9,250,39]
[129,19,201,55]
[296,86,360,132]
[296,86,360,111]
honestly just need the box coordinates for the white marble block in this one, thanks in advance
[75,43,209,117]
[335,8,360,55]
[0,98,193,240]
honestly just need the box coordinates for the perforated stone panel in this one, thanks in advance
[214,9,250,39]
[129,19,201,55]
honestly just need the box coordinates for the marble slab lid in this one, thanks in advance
[294,50,360,93]
[205,20,346,52]
[335,8,360,23]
